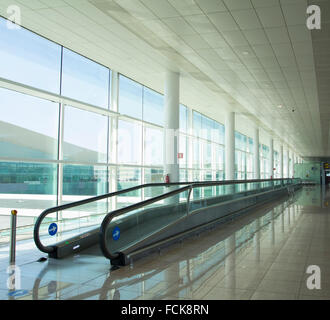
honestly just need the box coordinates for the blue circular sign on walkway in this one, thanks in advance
[48,223,58,236]
[8,289,29,298]
[112,227,120,241]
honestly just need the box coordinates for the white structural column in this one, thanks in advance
[291,152,295,178]
[280,145,284,178]
[110,71,119,209]
[269,138,274,179]
[286,149,290,178]
[225,112,235,180]
[253,127,260,179]
[164,70,180,182]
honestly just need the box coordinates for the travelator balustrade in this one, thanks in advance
[30,195,299,300]
[34,178,302,264]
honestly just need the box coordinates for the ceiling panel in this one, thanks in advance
[0,0,326,157]
[223,0,253,10]
[231,9,262,30]
[184,14,217,34]
[195,0,227,14]
[255,6,286,28]
[139,0,180,18]
[265,27,291,44]
[207,11,239,31]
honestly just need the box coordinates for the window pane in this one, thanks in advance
[63,106,108,163]
[144,127,163,166]
[62,48,110,108]
[0,88,59,160]
[0,17,61,93]
[193,139,200,169]
[144,168,164,184]
[213,122,221,144]
[63,164,107,197]
[203,142,212,169]
[119,75,143,119]
[118,120,142,164]
[143,87,164,126]
[180,169,188,182]
[117,167,141,206]
[204,171,213,181]
[219,123,225,145]
[193,112,202,137]
[0,161,57,218]
[248,137,253,153]
[144,168,164,198]
[117,167,141,190]
[0,161,57,195]
[215,145,224,171]
[201,115,213,141]
[180,104,187,133]
[179,135,187,168]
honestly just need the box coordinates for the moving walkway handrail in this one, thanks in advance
[99,178,298,261]
[34,182,193,253]
[34,178,298,255]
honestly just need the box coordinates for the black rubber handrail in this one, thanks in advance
[33,178,297,254]
[34,182,191,253]
[99,178,299,261]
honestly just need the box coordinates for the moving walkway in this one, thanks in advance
[33,178,302,266]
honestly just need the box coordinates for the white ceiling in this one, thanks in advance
[0,0,327,157]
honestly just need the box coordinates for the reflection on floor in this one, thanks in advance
[1,186,330,300]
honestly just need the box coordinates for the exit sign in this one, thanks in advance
[178,153,184,159]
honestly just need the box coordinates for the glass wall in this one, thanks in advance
[118,75,143,120]
[180,110,225,182]
[0,88,59,160]
[1,15,291,229]
[274,150,280,178]
[62,48,110,108]
[235,131,253,180]
[63,106,108,163]
[289,157,292,178]
[0,12,171,221]
[0,86,59,215]
[247,137,254,179]
[0,18,61,93]
[260,144,270,179]
[283,153,288,178]
[117,74,165,206]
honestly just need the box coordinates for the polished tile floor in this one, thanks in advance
[1,185,330,300]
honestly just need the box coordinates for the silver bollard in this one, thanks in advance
[9,210,17,265]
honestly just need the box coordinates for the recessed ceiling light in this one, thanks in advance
[242,51,249,55]
[277,105,283,109]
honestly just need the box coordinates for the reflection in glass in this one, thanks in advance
[144,127,163,166]
[180,104,188,133]
[0,161,57,218]
[117,120,142,165]
[118,75,143,120]
[0,88,59,160]
[62,48,110,108]
[143,87,164,126]
[63,106,108,163]
[117,167,141,207]
[0,17,61,93]
[62,164,108,198]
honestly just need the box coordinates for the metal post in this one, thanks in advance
[10,210,17,265]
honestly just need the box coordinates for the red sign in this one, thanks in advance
[178,153,184,159]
